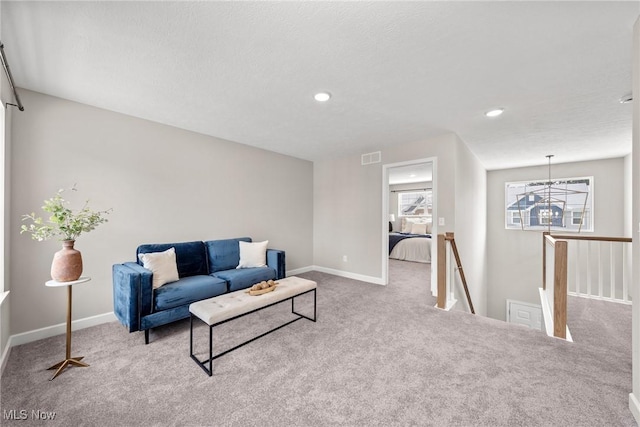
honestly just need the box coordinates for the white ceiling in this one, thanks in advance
[2,1,638,170]
[388,163,433,185]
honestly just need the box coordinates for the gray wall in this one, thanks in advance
[9,90,314,335]
[313,133,457,280]
[631,16,640,421]
[487,157,627,321]
[313,132,488,317]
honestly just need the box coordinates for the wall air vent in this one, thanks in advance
[361,151,381,166]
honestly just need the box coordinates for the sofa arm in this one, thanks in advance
[112,262,153,332]
[267,249,286,279]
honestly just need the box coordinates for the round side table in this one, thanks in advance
[45,276,91,380]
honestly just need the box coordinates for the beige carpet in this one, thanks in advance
[0,260,635,426]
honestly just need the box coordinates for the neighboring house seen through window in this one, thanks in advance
[505,177,593,232]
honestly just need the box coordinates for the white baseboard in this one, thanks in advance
[630,393,640,423]
[434,298,457,311]
[0,335,11,378]
[9,311,117,347]
[539,288,573,342]
[288,265,383,285]
[310,265,384,285]
[287,266,314,276]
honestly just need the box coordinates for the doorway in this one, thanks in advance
[382,158,437,294]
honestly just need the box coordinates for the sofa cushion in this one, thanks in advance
[154,275,227,311]
[213,267,276,292]
[137,241,208,278]
[205,237,251,273]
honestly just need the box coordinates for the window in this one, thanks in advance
[398,190,431,217]
[511,211,521,224]
[505,176,593,232]
[572,211,584,226]
[508,210,530,227]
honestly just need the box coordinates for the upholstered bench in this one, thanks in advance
[189,276,317,376]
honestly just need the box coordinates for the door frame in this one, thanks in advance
[381,157,437,291]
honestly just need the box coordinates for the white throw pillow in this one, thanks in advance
[411,223,428,235]
[237,240,268,269]
[138,247,180,289]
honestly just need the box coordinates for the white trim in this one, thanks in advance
[539,288,573,342]
[9,311,116,347]
[311,265,384,285]
[568,291,633,305]
[630,393,640,424]
[290,265,384,285]
[0,335,11,377]
[0,290,9,376]
[435,298,457,311]
[287,266,314,276]
[539,287,553,337]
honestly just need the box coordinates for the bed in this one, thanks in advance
[388,217,432,263]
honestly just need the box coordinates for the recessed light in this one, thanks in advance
[619,93,633,104]
[314,92,331,102]
[485,108,504,117]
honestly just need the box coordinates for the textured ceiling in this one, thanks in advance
[2,1,638,170]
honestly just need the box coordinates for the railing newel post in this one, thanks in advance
[437,234,446,309]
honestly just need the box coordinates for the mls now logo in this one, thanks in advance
[3,409,56,420]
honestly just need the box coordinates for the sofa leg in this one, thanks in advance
[144,329,150,344]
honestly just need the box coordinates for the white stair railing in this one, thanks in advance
[541,233,632,341]
[565,237,632,304]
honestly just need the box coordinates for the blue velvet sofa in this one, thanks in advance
[112,237,285,343]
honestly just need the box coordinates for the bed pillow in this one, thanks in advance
[411,223,428,235]
[237,240,268,269]
[425,222,432,234]
[138,247,180,289]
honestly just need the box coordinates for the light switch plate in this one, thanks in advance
[438,217,445,226]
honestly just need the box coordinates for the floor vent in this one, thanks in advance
[361,151,381,165]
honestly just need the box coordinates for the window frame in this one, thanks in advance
[504,176,593,232]
[397,189,432,218]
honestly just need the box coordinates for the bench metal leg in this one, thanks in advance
[208,323,213,376]
[190,314,213,376]
[292,288,317,322]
